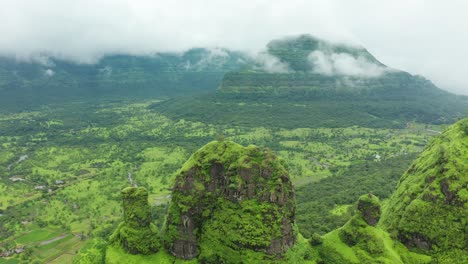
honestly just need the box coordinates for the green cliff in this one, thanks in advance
[84,124,467,263]
[380,118,468,263]
[109,187,159,255]
[162,141,297,262]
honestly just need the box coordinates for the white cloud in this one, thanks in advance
[188,48,231,70]
[0,0,467,93]
[254,52,291,73]
[44,69,55,77]
[308,51,387,77]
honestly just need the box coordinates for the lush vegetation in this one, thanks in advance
[0,99,443,263]
[0,48,249,111]
[381,118,468,263]
[296,153,416,237]
[109,187,159,255]
[0,33,466,263]
[162,141,295,261]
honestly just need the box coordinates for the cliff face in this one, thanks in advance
[380,119,468,262]
[110,187,159,255]
[162,141,296,261]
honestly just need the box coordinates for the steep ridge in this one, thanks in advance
[317,194,432,263]
[380,118,468,263]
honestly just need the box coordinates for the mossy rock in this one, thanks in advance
[357,193,381,226]
[162,141,296,261]
[121,187,153,228]
[110,187,159,255]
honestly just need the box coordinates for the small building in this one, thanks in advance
[14,246,25,254]
[9,176,25,182]
[55,180,64,185]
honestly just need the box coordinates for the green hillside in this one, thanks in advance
[380,118,468,263]
[74,121,468,263]
[0,48,249,110]
[154,35,468,128]
[0,33,467,263]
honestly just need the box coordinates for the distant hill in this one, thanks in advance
[153,34,468,128]
[0,48,249,110]
[1,34,467,127]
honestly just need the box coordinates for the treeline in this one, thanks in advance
[295,154,416,238]
[151,90,465,129]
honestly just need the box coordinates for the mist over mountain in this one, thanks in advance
[1,34,467,123]
[0,2,467,263]
[2,1,468,94]
[0,48,250,109]
[152,35,468,128]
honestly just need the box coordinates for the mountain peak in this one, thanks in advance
[264,34,384,73]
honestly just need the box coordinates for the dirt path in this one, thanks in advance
[39,235,67,246]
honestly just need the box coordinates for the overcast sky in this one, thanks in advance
[1,0,467,94]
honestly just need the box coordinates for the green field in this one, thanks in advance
[0,99,445,262]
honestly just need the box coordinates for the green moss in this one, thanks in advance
[73,238,107,264]
[162,141,296,260]
[309,233,323,246]
[110,187,159,255]
[284,233,317,264]
[313,192,433,264]
[357,194,381,226]
[105,245,197,264]
[380,118,468,261]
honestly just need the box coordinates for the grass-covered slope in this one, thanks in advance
[316,194,432,264]
[380,118,468,263]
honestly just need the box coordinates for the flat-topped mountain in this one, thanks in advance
[154,35,468,128]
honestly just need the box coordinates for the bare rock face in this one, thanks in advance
[110,187,159,255]
[162,141,296,261]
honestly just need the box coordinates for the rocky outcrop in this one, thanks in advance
[110,187,159,255]
[357,193,381,226]
[162,141,296,260]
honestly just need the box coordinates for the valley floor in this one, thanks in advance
[0,99,444,263]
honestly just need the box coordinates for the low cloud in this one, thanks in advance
[44,69,55,77]
[308,51,387,78]
[183,48,232,70]
[254,52,291,73]
[0,0,467,93]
